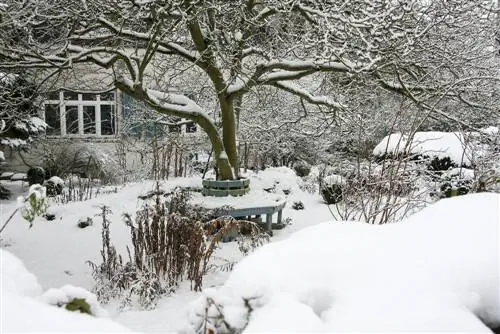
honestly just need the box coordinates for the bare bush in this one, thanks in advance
[329,158,432,225]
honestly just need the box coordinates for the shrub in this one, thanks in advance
[65,298,92,315]
[292,201,304,210]
[320,175,345,204]
[321,184,343,204]
[27,166,45,185]
[437,168,474,198]
[427,156,456,172]
[45,176,64,197]
[88,189,269,310]
[293,161,311,177]
[0,184,11,199]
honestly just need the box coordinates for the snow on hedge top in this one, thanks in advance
[186,193,499,333]
[373,132,472,166]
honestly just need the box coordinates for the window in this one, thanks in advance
[44,104,60,135]
[185,121,197,133]
[65,106,79,134]
[42,91,117,137]
[83,106,96,134]
[168,117,181,133]
[100,105,116,135]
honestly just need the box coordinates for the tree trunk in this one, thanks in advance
[219,96,239,178]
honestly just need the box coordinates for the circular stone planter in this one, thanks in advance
[202,178,250,197]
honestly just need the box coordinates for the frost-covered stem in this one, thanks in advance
[0,207,19,235]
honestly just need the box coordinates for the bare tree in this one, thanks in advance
[0,0,497,179]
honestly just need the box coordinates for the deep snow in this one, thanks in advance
[1,169,499,333]
[185,193,500,333]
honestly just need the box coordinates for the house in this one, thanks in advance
[0,64,212,178]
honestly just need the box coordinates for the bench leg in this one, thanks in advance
[266,214,272,233]
[277,210,283,224]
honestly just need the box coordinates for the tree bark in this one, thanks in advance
[219,96,239,178]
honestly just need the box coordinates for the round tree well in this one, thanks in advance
[202,178,250,197]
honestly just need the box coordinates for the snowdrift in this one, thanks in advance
[1,248,134,332]
[187,193,500,333]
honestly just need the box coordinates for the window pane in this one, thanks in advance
[44,104,60,136]
[168,117,181,133]
[100,92,115,101]
[186,121,197,133]
[65,106,79,134]
[63,91,79,101]
[83,106,96,134]
[100,105,115,135]
[82,93,97,101]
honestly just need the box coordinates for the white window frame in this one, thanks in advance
[42,91,117,137]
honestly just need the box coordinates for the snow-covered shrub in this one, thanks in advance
[18,184,48,226]
[293,160,311,177]
[41,285,107,317]
[31,141,118,184]
[292,201,304,210]
[77,217,93,228]
[436,168,474,198]
[44,176,64,197]
[373,132,472,169]
[27,166,45,186]
[320,175,345,204]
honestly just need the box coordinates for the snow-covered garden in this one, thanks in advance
[1,164,500,332]
[1,0,500,333]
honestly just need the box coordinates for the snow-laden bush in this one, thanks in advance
[373,131,472,167]
[320,174,345,204]
[185,193,500,333]
[18,184,48,226]
[437,167,474,198]
[41,285,107,317]
[44,176,64,197]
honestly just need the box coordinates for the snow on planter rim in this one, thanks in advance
[373,131,473,166]
[186,193,499,333]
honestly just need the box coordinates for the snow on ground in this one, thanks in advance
[1,248,133,332]
[0,168,332,332]
[184,193,499,333]
[2,167,498,333]
[373,131,472,166]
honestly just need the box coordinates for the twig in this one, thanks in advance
[0,207,20,235]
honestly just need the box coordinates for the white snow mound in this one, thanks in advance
[186,193,499,333]
[373,131,472,166]
[0,249,135,332]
